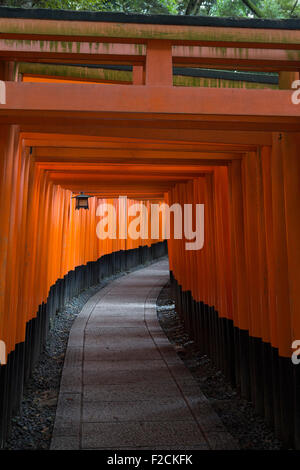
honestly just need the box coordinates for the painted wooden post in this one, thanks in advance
[145,40,172,87]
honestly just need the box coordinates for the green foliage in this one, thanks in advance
[0,0,299,18]
[210,0,248,17]
[258,0,300,18]
[180,0,300,18]
[0,0,179,14]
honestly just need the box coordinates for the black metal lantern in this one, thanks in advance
[72,192,92,210]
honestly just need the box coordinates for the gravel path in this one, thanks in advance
[156,282,284,451]
[4,271,283,450]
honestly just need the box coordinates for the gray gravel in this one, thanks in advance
[157,282,284,451]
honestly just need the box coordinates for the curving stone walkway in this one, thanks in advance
[51,259,237,450]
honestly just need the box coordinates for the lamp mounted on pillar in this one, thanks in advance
[72,191,92,210]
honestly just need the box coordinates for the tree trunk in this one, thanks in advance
[185,0,205,16]
[241,0,263,17]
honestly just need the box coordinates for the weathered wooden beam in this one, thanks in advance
[2,18,300,48]
[19,62,132,83]
[0,40,145,65]
[0,82,299,123]
[172,45,300,71]
[2,41,299,72]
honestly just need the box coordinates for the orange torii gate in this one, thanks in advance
[0,7,300,449]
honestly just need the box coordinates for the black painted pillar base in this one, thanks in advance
[169,273,300,449]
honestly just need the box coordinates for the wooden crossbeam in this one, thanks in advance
[0,83,299,122]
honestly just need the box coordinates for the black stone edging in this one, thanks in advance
[170,270,300,450]
[0,240,167,448]
[0,7,300,30]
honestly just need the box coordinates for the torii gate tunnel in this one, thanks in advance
[1,7,300,449]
